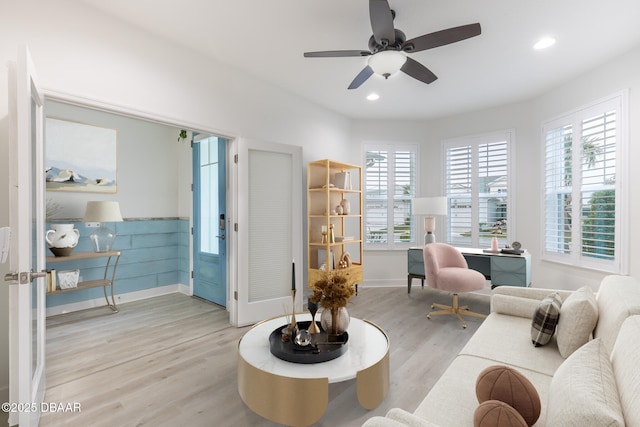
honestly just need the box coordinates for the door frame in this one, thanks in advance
[192,134,229,307]
[40,91,244,318]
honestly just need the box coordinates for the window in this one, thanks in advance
[364,144,418,248]
[542,93,627,273]
[444,131,512,248]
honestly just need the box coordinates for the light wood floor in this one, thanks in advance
[40,286,489,427]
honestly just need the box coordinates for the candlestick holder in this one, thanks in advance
[288,289,298,336]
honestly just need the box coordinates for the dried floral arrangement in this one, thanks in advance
[309,268,356,310]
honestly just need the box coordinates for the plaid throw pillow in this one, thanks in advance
[531,292,562,347]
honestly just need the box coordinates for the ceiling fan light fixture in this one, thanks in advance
[368,50,407,78]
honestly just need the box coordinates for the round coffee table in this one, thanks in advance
[238,313,389,427]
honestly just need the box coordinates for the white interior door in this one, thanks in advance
[6,46,46,427]
[234,139,302,326]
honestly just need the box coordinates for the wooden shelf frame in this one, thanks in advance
[307,159,363,287]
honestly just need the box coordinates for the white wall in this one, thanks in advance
[355,45,640,292]
[0,0,354,406]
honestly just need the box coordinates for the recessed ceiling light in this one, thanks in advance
[534,37,556,50]
[367,93,380,101]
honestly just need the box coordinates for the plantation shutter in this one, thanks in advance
[579,110,616,260]
[444,134,510,248]
[544,124,573,255]
[542,92,626,274]
[446,145,473,246]
[365,150,389,243]
[364,145,418,247]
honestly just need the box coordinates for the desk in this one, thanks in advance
[237,313,389,427]
[408,246,531,293]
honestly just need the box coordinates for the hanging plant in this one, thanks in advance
[177,129,188,142]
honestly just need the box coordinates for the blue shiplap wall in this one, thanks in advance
[46,219,190,308]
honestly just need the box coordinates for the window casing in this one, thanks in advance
[364,144,418,249]
[542,92,627,274]
[443,131,513,248]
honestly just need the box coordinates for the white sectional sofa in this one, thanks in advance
[363,275,640,426]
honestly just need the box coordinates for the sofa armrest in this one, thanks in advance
[490,286,574,318]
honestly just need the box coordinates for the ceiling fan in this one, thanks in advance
[303,0,481,89]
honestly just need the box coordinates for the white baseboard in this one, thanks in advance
[360,279,405,288]
[46,284,191,317]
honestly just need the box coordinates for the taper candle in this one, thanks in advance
[292,260,296,291]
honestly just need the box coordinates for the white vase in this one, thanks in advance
[46,224,80,249]
[340,198,351,215]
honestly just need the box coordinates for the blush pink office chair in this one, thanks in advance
[423,243,487,328]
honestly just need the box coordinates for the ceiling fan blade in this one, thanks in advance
[369,0,395,45]
[402,23,481,53]
[348,66,375,90]
[400,57,438,84]
[304,50,371,58]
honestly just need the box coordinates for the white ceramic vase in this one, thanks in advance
[46,224,80,249]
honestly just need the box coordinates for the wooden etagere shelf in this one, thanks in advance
[46,250,121,312]
[307,159,363,287]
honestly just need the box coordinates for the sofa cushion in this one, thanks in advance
[474,401,528,427]
[476,365,541,426]
[555,286,598,358]
[610,315,640,426]
[594,275,640,354]
[546,338,624,426]
[459,313,566,377]
[531,292,562,347]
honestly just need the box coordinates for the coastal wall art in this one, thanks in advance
[45,117,117,193]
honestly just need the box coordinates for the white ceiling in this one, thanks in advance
[78,0,640,120]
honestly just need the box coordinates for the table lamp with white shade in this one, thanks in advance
[83,201,123,252]
[412,197,447,245]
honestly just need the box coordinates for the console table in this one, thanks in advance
[237,313,389,427]
[46,250,121,312]
[408,246,531,293]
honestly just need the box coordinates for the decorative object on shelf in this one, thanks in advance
[412,196,448,244]
[334,171,352,189]
[45,223,80,257]
[340,198,351,215]
[309,268,356,335]
[336,204,343,215]
[83,201,123,252]
[307,298,321,334]
[321,225,328,244]
[329,224,335,243]
[57,269,79,289]
[339,252,352,269]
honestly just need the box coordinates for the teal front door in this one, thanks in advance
[193,135,227,306]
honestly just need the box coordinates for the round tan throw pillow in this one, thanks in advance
[476,365,541,426]
[474,400,528,427]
